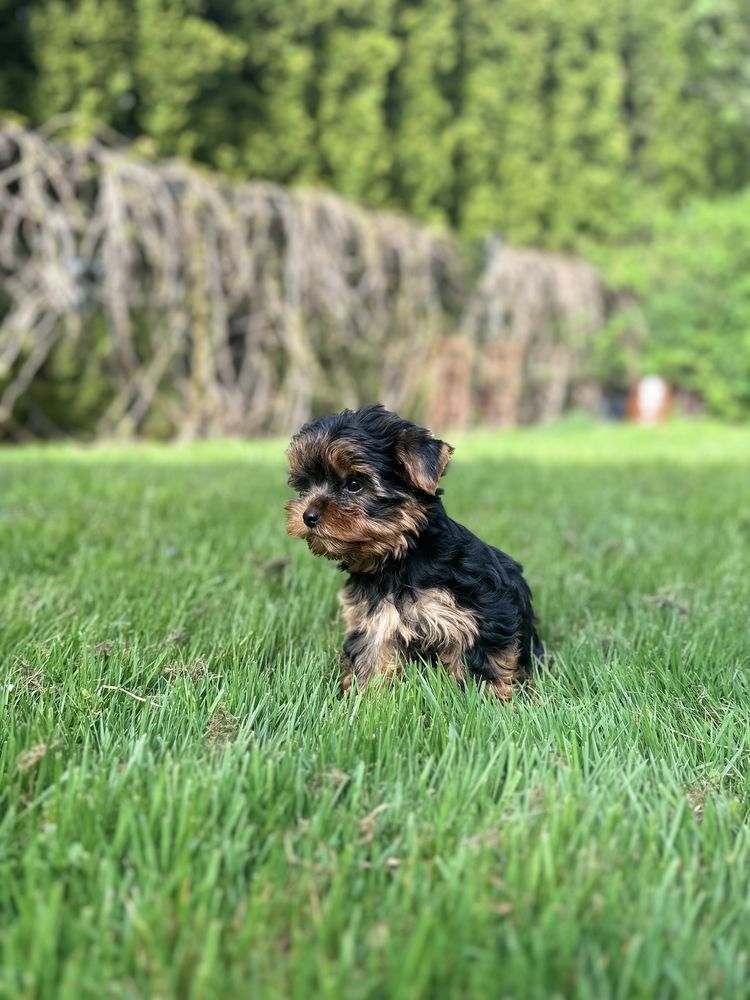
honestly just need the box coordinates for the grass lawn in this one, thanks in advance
[1,422,749,999]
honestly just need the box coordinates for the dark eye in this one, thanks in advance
[344,476,362,494]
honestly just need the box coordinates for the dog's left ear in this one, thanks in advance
[395,426,453,495]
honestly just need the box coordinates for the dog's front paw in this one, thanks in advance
[488,679,517,703]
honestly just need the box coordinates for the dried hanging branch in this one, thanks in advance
[460,242,606,426]
[0,123,608,439]
[0,122,460,439]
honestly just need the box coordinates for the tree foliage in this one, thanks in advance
[3,0,749,248]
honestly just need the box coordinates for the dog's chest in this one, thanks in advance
[340,585,478,655]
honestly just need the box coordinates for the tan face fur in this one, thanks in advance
[285,428,428,572]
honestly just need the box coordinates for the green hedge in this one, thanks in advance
[4,0,750,250]
[596,192,750,419]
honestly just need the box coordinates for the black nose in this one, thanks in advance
[303,506,321,527]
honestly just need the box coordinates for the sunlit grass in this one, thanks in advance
[1,422,749,998]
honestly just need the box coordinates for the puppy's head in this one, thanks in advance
[284,405,453,571]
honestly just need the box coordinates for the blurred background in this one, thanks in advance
[1,0,749,440]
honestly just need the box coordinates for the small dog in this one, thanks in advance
[285,405,542,697]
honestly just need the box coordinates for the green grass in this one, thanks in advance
[1,422,749,999]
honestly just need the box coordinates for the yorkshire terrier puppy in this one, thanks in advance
[285,405,543,698]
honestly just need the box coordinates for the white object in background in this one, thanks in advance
[630,375,671,425]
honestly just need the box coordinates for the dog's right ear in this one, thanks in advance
[395,426,453,495]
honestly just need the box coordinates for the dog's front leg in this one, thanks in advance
[342,632,400,689]
[339,590,403,691]
[340,647,354,693]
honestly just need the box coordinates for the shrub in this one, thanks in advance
[597,191,750,418]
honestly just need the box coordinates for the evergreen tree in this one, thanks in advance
[625,0,714,205]
[198,0,323,183]
[314,0,398,203]
[389,0,459,225]
[0,1,34,118]
[458,0,555,244]
[30,0,135,132]
[134,0,245,159]
[542,0,629,246]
